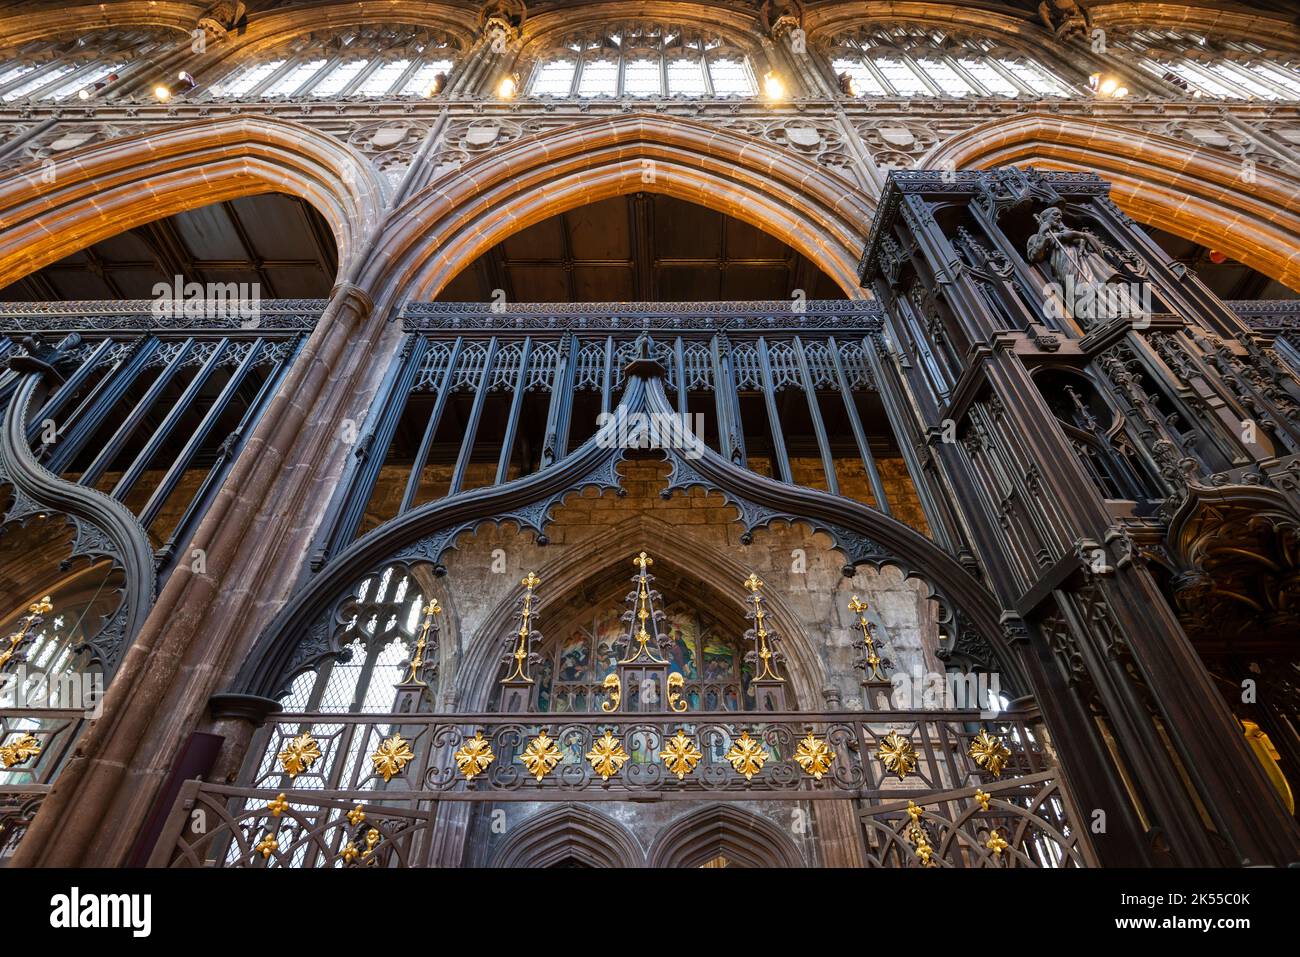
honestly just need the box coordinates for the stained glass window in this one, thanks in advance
[529,605,753,712]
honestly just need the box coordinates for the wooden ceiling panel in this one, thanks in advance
[436,193,848,304]
[0,194,339,302]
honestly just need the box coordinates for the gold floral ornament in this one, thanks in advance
[521,730,563,782]
[347,804,366,827]
[725,731,770,781]
[905,801,937,867]
[255,833,279,859]
[659,730,703,780]
[454,731,496,781]
[793,732,835,780]
[876,731,918,780]
[277,731,322,779]
[371,732,415,783]
[585,731,630,781]
[986,828,1009,858]
[974,788,992,812]
[0,595,53,672]
[266,793,289,817]
[968,729,1012,778]
[341,841,360,865]
[0,732,42,769]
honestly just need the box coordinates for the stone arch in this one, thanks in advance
[0,114,385,290]
[447,512,829,712]
[0,4,194,48]
[189,2,479,83]
[361,112,873,305]
[647,802,804,867]
[492,803,645,867]
[924,113,1300,292]
[515,2,768,65]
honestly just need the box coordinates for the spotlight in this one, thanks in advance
[837,71,859,97]
[425,71,447,97]
[496,73,518,99]
[1209,250,1228,264]
[1088,73,1128,99]
[153,70,196,102]
[762,70,786,101]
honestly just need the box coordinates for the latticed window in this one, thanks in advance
[830,26,1075,98]
[526,24,756,98]
[0,28,170,101]
[1114,29,1300,100]
[206,25,457,99]
[531,605,753,713]
[277,565,432,713]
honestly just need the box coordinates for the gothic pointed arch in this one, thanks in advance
[647,802,803,867]
[0,114,384,289]
[924,113,1300,291]
[449,513,826,711]
[232,344,1022,702]
[361,112,874,303]
[491,804,645,867]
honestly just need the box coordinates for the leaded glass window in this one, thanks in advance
[830,25,1077,99]
[526,25,756,98]
[1116,29,1300,100]
[205,25,457,99]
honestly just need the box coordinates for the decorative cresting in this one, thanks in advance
[236,333,1022,700]
[497,571,542,713]
[921,113,1300,291]
[597,551,687,714]
[0,343,155,671]
[0,595,51,672]
[741,572,787,710]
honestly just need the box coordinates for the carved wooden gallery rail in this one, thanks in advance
[148,709,1093,868]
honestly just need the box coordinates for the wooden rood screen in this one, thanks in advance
[148,709,1094,868]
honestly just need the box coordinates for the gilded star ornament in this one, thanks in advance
[0,732,41,769]
[876,731,918,780]
[585,730,630,781]
[277,731,322,779]
[968,729,1012,778]
[793,731,835,780]
[266,793,289,817]
[454,731,496,781]
[521,730,563,782]
[659,729,703,780]
[371,732,415,783]
[725,731,770,781]
[255,833,279,859]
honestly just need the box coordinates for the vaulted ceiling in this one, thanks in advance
[434,193,847,303]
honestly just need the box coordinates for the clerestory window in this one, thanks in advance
[831,25,1076,99]
[526,25,756,98]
